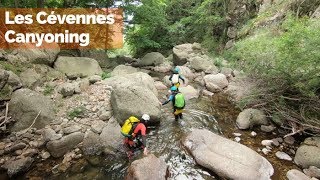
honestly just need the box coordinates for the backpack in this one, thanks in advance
[171,74,179,84]
[121,116,140,137]
[174,93,185,108]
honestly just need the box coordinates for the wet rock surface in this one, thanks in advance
[183,129,274,180]
[126,154,167,180]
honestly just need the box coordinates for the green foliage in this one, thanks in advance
[68,106,86,119]
[0,61,23,75]
[107,42,133,58]
[126,0,171,55]
[226,14,320,125]
[126,0,229,56]
[43,85,54,96]
[228,15,320,97]
[101,71,111,80]
[213,57,224,69]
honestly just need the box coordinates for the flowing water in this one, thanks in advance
[43,97,224,180]
[16,81,298,180]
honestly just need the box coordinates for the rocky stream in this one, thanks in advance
[0,43,319,180]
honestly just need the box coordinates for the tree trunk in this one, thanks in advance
[14,0,19,8]
[37,0,45,8]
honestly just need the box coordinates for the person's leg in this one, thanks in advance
[173,107,179,121]
[179,113,183,119]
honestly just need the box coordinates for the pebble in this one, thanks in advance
[262,148,271,155]
[303,166,320,178]
[260,125,276,133]
[261,140,273,146]
[234,137,241,143]
[276,137,283,143]
[0,142,6,150]
[232,133,242,137]
[284,136,295,145]
[290,149,295,155]
[275,151,292,161]
[271,138,280,146]
[41,151,51,160]
[250,131,257,137]
[14,150,23,156]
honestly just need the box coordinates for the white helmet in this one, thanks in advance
[142,114,150,121]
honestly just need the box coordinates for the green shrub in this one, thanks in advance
[43,85,54,96]
[226,14,320,126]
[67,106,86,119]
[101,72,111,80]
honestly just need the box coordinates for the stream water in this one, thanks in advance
[15,73,298,180]
[43,97,223,180]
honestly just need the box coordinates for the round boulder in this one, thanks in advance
[139,52,165,67]
[294,137,320,168]
[126,154,167,180]
[183,129,274,179]
[236,108,268,129]
[173,44,193,65]
[54,56,103,79]
[204,73,229,93]
[111,85,161,124]
[9,88,56,131]
[110,65,139,77]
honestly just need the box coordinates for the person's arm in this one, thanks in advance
[179,75,185,83]
[162,95,173,105]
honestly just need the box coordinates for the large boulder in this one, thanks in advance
[236,108,268,129]
[2,157,34,177]
[176,66,196,80]
[152,61,172,73]
[104,72,158,96]
[0,69,22,101]
[54,56,103,79]
[137,52,165,67]
[204,73,229,93]
[0,68,9,89]
[15,43,60,66]
[294,137,320,168]
[19,69,42,89]
[179,85,199,100]
[9,89,56,131]
[224,75,256,103]
[46,132,84,158]
[111,84,161,124]
[189,56,219,74]
[100,117,123,155]
[183,129,274,180]
[110,65,139,77]
[126,154,167,180]
[79,49,109,68]
[173,44,193,65]
[81,130,104,156]
[7,71,22,90]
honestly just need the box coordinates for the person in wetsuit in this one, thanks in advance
[124,114,150,157]
[162,86,185,120]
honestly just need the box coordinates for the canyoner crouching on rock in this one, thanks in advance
[169,67,185,90]
[162,86,186,121]
[121,114,150,158]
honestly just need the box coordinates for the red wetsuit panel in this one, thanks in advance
[133,123,146,136]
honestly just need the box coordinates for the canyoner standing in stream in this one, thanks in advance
[169,67,185,90]
[162,86,186,121]
[121,114,150,158]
